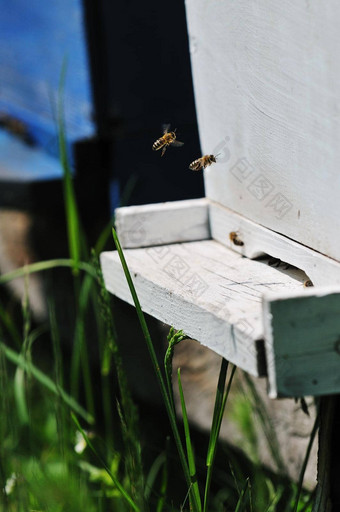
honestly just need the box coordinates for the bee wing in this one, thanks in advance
[171,140,184,147]
[162,123,171,133]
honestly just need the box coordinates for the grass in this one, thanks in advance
[0,228,318,511]
[0,85,318,510]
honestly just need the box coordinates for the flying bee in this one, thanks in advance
[152,124,184,157]
[189,154,218,171]
[229,231,244,246]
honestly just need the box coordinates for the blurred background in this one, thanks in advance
[0,0,204,255]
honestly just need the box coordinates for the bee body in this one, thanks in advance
[303,279,314,287]
[152,125,184,156]
[189,154,216,171]
[229,231,244,246]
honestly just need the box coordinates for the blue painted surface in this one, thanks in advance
[0,131,62,181]
[0,0,94,160]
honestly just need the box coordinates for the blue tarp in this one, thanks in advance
[0,0,94,159]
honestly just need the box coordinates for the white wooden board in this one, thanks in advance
[209,201,340,287]
[101,240,310,377]
[185,0,340,262]
[263,287,340,398]
[115,198,210,248]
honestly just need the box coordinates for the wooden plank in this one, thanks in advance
[115,198,210,248]
[263,287,340,398]
[185,0,340,262]
[209,201,340,287]
[101,239,309,377]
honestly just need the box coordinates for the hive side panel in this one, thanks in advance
[263,288,340,398]
[185,0,340,262]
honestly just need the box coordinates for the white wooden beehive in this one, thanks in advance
[101,0,340,399]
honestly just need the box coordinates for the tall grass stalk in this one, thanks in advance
[178,368,202,511]
[70,273,95,409]
[92,251,145,509]
[57,58,82,273]
[164,327,188,414]
[13,279,32,427]
[242,373,287,474]
[203,361,236,512]
[292,408,320,512]
[49,300,69,463]
[111,227,200,512]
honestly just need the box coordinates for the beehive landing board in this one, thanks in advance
[115,198,340,288]
[185,0,340,262]
[101,240,309,377]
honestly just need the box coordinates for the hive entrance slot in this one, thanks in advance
[254,254,313,288]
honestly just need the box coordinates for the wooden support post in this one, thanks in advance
[312,397,335,512]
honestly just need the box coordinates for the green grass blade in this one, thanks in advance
[0,259,96,286]
[264,486,285,512]
[111,227,200,512]
[14,367,29,425]
[155,437,170,512]
[14,282,31,426]
[70,273,94,400]
[206,358,229,464]
[71,412,141,512]
[119,174,138,207]
[0,342,94,424]
[144,451,166,501]
[292,409,319,512]
[178,368,202,512]
[203,362,236,512]
[234,479,250,512]
[164,328,188,415]
[93,251,145,507]
[57,58,82,272]
[0,299,22,347]
[242,373,287,474]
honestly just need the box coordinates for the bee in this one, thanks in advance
[189,154,217,171]
[303,279,314,287]
[229,231,244,246]
[267,257,290,270]
[152,124,184,157]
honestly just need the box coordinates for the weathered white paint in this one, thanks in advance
[114,198,340,286]
[185,0,340,262]
[115,198,210,248]
[101,239,309,377]
[209,201,340,287]
[263,286,340,398]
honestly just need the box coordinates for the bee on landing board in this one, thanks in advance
[152,124,184,157]
[189,154,217,171]
[303,279,314,287]
[229,231,244,246]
